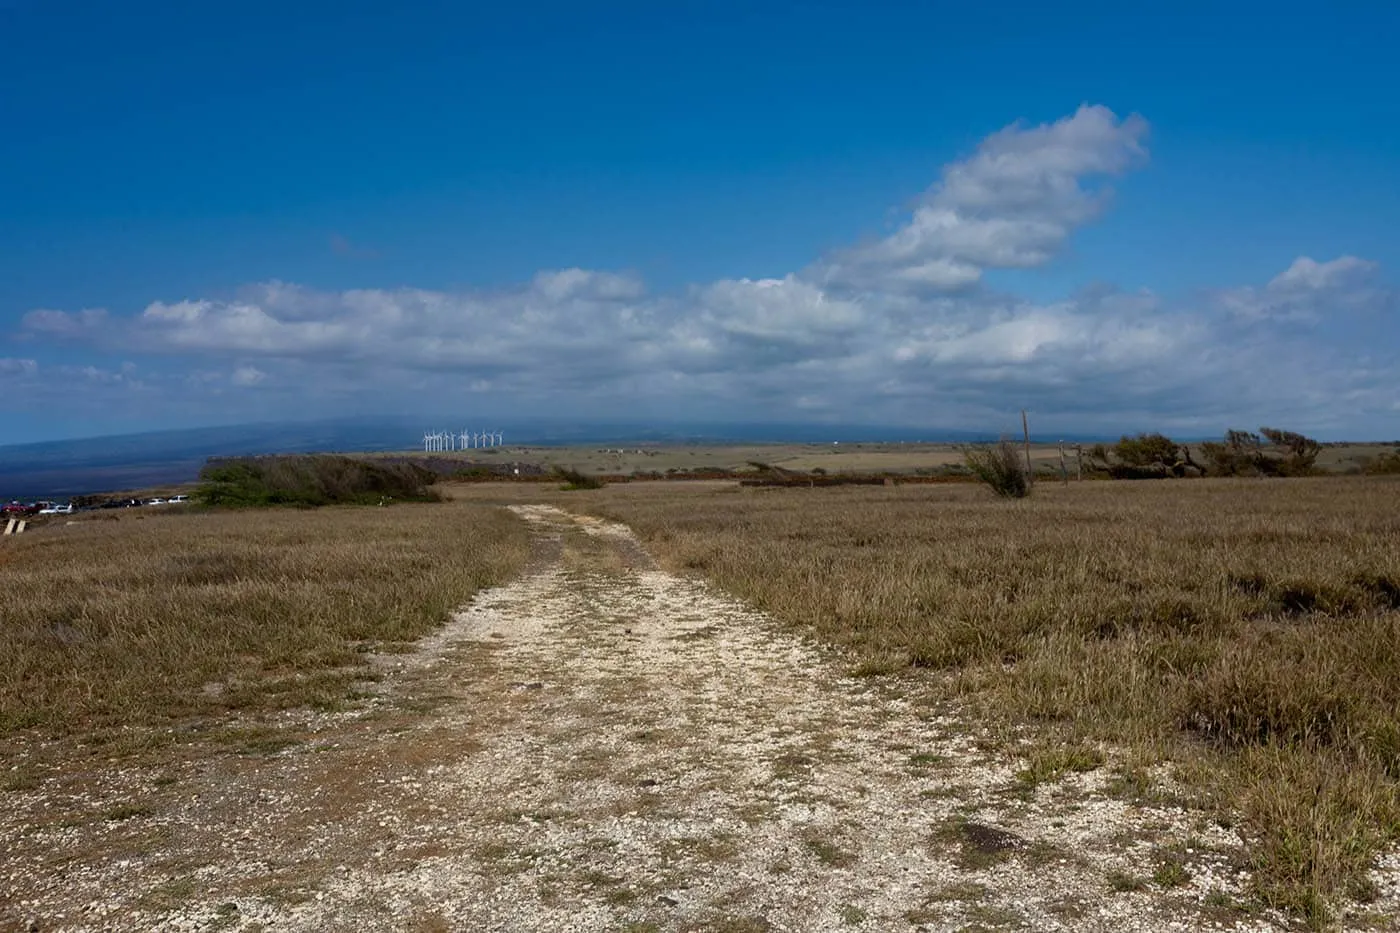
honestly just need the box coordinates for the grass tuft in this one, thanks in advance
[963,439,1031,498]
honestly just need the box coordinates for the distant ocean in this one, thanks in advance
[0,419,996,500]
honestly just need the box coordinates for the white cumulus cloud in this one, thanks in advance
[818,104,1149,292]
[1216,255,1392,322]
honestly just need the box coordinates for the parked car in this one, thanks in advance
[2,501,40,516]
[99,498,142,509]
[38,503,74,515]
[169,495,190,504]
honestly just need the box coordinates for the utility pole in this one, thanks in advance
[1021,410,1034,484]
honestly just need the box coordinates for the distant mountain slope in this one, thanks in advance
[0,419,1002,499]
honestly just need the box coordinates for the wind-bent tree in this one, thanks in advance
[1200,427,1321,476]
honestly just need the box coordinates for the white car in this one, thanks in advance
[38,504,73,515]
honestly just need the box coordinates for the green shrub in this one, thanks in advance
[963,439,1030,498]
[1114,433,1181,468]
[196,456,440,507]
[553,466,605,491]
[1362,451,1400,475]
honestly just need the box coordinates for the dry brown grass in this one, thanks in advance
[495,476,1400,925]
[0,501,529,738]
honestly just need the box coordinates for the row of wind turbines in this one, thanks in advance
[423,430,503,452]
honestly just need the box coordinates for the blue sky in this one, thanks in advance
[2,1,1398,443]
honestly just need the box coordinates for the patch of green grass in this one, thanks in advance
[138,875,198,909]
[474,840,545,876]
[1151,846,1193,888]
[802,831,858,868]
[2,767,40,791]
[924,881,988,903]
[603,886,638,905]
[770,750,815,779]
[903,906,942,925]
[103,803,155,822]
[211,727,301,756]
[662,833,740,864]
[838,903,867,925]
[1015,743,1105,791]
[964,902,1028,929]
[577,868,626,891]
[1107,870,1148,892]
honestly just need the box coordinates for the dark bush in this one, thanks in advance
[964,439,1030,498]
[1202,427,1322,477]
[1362,451,1400,475]
[1114,433,1181,468]
[1085,433,1201,479]
[553,466,605,491]
[196,456,441,507]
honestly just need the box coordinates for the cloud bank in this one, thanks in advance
[9,105,1398,437]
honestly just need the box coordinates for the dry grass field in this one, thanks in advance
[0,502,530,740]
[6,470,1399,927]
[451,476,1400,923]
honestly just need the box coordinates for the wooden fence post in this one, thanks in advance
[1021,410,1033,484]
[1058,441,1068,485]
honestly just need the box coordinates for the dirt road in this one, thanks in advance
[3,506,1311,931]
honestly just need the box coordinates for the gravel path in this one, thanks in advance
[1,505,1332,931]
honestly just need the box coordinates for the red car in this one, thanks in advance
[2,502,41,516]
